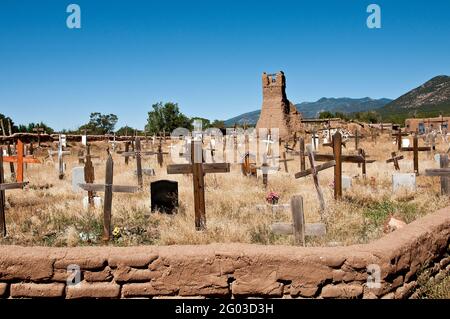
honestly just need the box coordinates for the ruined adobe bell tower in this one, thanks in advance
[255,71,303,140]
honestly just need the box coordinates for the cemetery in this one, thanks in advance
[0,73,449,299]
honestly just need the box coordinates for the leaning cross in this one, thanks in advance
[0,148,29,237]
[386,152,404,171]
[295,144,335,218]
[401,134,431,176]
[2,139,40,182]
[167,140,230,230]
[425,154,450,196]
[279,152,293,173]
[78,154,139,241]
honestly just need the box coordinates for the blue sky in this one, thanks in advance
[1,0,449,131]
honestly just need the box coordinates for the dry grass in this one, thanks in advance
[1,133,449,247]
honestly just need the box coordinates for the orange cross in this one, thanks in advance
[2,139,40,182]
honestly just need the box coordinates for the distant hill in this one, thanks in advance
[378,75,450,123]
[224,97,391,126]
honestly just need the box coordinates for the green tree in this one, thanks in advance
[210,119,225,129]
[145,102,191,135]
[191,117,211,128]
[21,122,55,134]
[79,112,118,135]
[116,125,139,136]
[318,111,335,119]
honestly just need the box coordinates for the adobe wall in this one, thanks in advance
[0,207,449,299]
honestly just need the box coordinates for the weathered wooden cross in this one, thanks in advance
[0,148,29,237]
[295,144,335,218]
[271,195,326,246]
[167,140,230,230]
[285,137,306,172]
[279,152,293,172]
[78,154,139,241]
[310,132,375,199]
[386,152,404,171]
[121,137,156,189]
[2,139,40,182]
[425,154,450,195]
[83,145,96,206]
[392,128,409,151]
[401,134,431,175]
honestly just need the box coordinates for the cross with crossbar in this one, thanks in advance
[2,139,40,182]
[167,140,230,230]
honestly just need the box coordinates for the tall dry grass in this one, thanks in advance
[1,133,449,247]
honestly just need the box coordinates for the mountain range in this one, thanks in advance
[224,97,391,126]
[224,75,450,126]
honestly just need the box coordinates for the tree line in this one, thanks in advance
[0,102,226,136]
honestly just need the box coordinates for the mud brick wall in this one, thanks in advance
[0,207,449,299]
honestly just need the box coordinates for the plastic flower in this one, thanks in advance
[266,192,280,204]
[112,226,122,238]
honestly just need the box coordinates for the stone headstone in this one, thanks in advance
[72,167,85,192]
[83,196,102,209]
[401,138,410,148]
[151,180,178,213]
[392,173,416,192]
[342,175,352,190]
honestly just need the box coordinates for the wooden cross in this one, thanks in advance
[2,139,40,182]
[32,127,45,146]
[154,138,169,167]
[279,152,293,172]
[78,154,139,241]
[241,152,257,177]
[401,134,431,176]
[83,145,96,206]
[271,195,326,246]
[425,154,450,196]
[285,137,306,172]
[121,137,156,189]
[167,140,230,230]
[386,152,404,171]
[295,144,335,217]
[310,132,375,199]
[0,148,29,236]
[392,128,409,151]
[48,135,71,179]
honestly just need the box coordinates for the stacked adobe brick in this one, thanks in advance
[0,206,449,299]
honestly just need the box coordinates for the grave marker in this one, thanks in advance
[392,173,416,192]
[386,152,404,171]
[2,139,40,182]
[72,167,85,192]
[121,137,156,189]
[48,134,71,179]
[271,195,326,246]
[78,154,139,241]
[401,134,431,175]
[295,144,335,218]
[0,148,29,236]
[425,153,450,195]
[151,180,179,213]
[167,140,230,230]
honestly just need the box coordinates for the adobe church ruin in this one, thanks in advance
[256,71,303,140]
